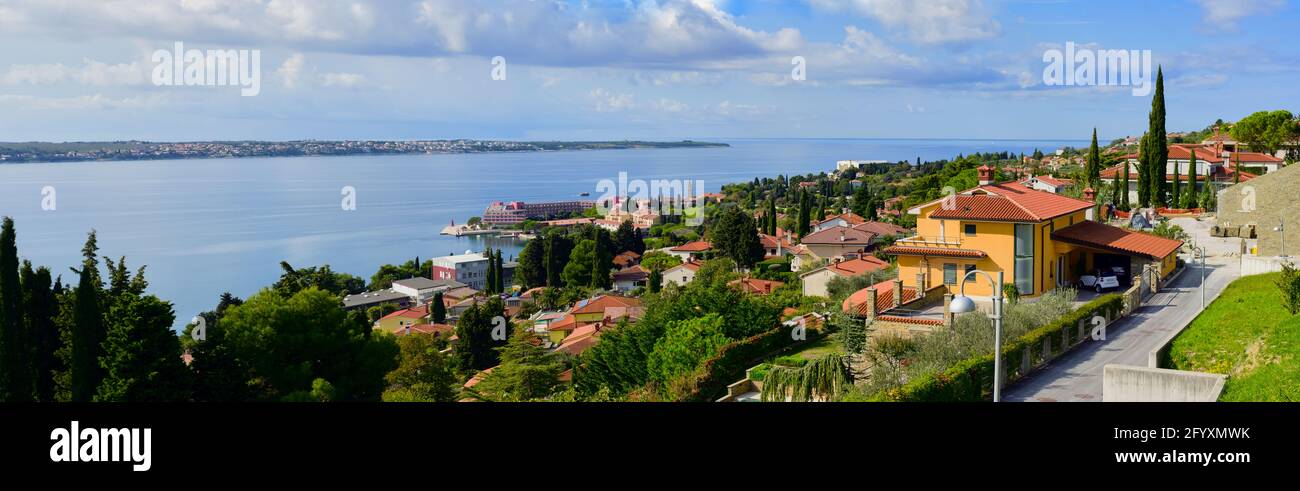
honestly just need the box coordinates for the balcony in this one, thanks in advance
[895,235,963,248]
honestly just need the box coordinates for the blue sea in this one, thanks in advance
[0,138,1085,328]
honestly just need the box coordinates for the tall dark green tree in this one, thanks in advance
[181,292,248,402]
[1144,67,1167,206]
[543,233,572,287]
[431,292,447,324]
[454,297,508,372]
[1171,154,1181,208]
[0,217,29,401]
[96,293,190,401]
[24,262,59,402]
[484,247,497,294]
[796,190,811,238]
[1086,128,1101,188]
[648,268,663,294]
[614,220,645,255]
[709,207,766,270]
[70,231,105,402]
[1184,149,1199,209]
[514,238,546,289]
[1121,158,1131,208]
[591,229,613,289]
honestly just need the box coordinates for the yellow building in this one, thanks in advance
[884,167,1183,301]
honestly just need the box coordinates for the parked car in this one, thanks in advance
[1080,267,1123,292]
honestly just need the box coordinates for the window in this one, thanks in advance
[944,263,957,285]
[1014,223,1035,294]
[964,224,977,236]
[965,264,976,280]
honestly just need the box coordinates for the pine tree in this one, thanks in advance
[70,231,105,402]
[96,294,190,401]
[0,217,29,401]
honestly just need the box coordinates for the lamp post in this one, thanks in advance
[948,270,1005,402]
[1195,245,1206,310]
[1276,216,1287,259]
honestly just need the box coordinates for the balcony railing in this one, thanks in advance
[894,235,963,247]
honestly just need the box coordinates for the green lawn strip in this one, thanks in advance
[1168,273,1290,375]
[1219,315,1300,401]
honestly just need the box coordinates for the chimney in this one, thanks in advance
[978,165,994,186]
[892,278,904,308]
[865,287,878,320]
[1083,187,1096,202]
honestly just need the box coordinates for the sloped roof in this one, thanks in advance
[881,246,988,259]
[671,241,712,252]
[852,221,911,237]
[922,182,1094,222]
[842,279,919,317]
[800,226,876,245]
[571,295,642,315]
[728,277,786,295]
[818,212,867,226]
[1051,221,1183,260]
[801,256,891,278]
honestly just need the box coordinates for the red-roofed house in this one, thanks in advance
[663,259,702,286]
[667,241,712,261]
[374,305,429,333]
[885,166,1181,301]
[799,255,892,297]
[799,226,878,259]
[814,212,867,233]
[1020,175,1074,194]
[728,277,786,296]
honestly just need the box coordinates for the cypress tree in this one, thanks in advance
[0,217,28,401]
[70,231,105,402]
[1171,155,1181,208]
[648,268,662,294]
[1137,133,1151,207]
[1186,149,1199,209]
[1122,159,1131,209]
[1087,128,1101,188]
[431,292,447,324]
[484,248,496,294]
[24,263,58,402]
[1149,67,1168,206]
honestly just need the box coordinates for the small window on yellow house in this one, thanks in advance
[964,224,977,236]
[943,263,957,285]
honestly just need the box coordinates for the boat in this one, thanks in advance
[579,192,590,196]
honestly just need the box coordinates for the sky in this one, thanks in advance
[0,0,1297,142]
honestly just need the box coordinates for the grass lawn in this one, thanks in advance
[748,337,845,382]
[1168,272,1300,401]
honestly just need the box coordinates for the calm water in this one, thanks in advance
[0,138,1084,328]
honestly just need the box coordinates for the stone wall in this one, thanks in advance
[1217,163,1300,257]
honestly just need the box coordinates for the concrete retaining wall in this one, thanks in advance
[1242,255,1290,276]
[1102,365,1225,402]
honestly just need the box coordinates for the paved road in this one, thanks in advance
[1004,218,1241,402]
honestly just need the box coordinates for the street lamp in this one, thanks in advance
[949,269,1005,402]
[1195,245,1206,310]
[1275,216,1287,259]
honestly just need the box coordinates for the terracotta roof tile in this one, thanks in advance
[1051,221,1183,259]
[881,246,987,259]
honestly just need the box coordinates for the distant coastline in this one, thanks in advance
[0,139,730,164]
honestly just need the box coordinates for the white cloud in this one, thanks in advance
[276,53,305,88]
[1194,0,1286,29]
[807,0,1000,44]
[321,72,365,88]
[2,59,147,86]
[0,93,166,110]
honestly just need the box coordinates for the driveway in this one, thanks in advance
[1003,217,1241,402]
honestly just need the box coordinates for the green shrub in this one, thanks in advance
[870,293,1123,402]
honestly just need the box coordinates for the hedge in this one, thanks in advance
[676,323,825,402]
[872,293,1124,402]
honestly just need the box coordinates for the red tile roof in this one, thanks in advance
[728,277,786,295]
[463,367,496,388]
[922,182,1094,222]
[671,241,712,252]
[379,305,428,321]
[805,256,891,277]
[851,221,911,237]
[1051,221,1183,260]
[842,279,919,317]
[800,226,876,245]
[818,212,867,226]
[570,295,642,315]
[881,246,988,259]
[393,323,454,337]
